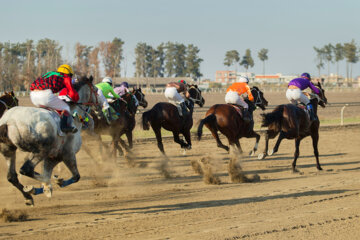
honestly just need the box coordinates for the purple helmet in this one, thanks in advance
[120,81,129,88]
[301,73,311,80]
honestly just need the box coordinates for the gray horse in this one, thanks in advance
[0,76,99,206]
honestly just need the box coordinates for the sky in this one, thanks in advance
[0,0,359,80]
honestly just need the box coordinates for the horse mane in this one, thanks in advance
[73,76,93,91]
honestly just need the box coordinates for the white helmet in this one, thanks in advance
[238,76,249,83]
[102,77,113,85]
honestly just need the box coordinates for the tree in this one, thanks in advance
[240,49,254,72]
[99,37,124,78]
[333,43,344,85]
[323,44,333,80]
[134,42,147,77]
[173,43,186,77]
[89,47,100,81]
[314,46,325,77]
[257,48,268,76]
[223,50,239,72]
[74,42,92,76]
[164,42,176,77]
[185,44,203,80]
[343,40,358,84]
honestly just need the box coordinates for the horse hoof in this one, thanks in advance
[54,176,64,187]
[23,185,35,194]
[25,199,34,207]
[249,150,255,156]
[258,153,266,160]
[42,184,52,198]
[268,149,274,156]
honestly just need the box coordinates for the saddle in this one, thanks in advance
[228,104,243,117]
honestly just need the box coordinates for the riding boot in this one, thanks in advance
[176,105,183,117]
[306,103,317,121]
[106,108,113,124]
[180,102,189,118]
[243,108,251,124]
[60,114,78,134]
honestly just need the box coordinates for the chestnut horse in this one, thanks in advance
[258,82,327,172]
[142,84,205,154]
[197,87,268,155]
[0,91,18,118]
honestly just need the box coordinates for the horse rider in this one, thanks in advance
[95,77,120,123]
[30,64,79,133]
[286,72,320,121]
[225,76,254,123]
[114,81,139,108]
[164,79,190,117]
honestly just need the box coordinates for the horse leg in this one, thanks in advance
[292,138,302,173]
[210,128,229,152]
[19,153,42,179]
[272,131,286,155]
[182,130,192,150]
[3,145,34,206]
[126,130,133,149]
[258,130,278,160]
[311,130,322,170]
[54,153,80,188]
[153,127,165,154]
[247,131,260,156]
[234,140,243,154]
[173,132,188,149]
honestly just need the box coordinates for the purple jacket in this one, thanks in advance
[288,77,320,94]
[114,86,129,96]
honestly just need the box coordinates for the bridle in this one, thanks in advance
[188,86,203,105]
[133,89,146,106]
[251,87,264,107]
[73,82,99,114]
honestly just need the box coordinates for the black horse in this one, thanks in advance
[142,84,205,154]
[197,87,268,155]
[258,82,327,172]
[0,91,18,118]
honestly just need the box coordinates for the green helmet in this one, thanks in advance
[178,79,187,84]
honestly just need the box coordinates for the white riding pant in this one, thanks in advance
[164,87,184,104]
[97,89,110,110]
[286,88,310,105]
[30,89,70,114]
[225,90,248,109]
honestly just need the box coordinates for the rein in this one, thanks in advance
[251,88,263,106]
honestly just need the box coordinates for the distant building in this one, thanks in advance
[215,70,296,84]
[112,77,193,88]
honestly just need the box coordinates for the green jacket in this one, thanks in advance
[96,82,120,99]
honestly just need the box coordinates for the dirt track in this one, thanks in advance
[0,124,360,239]
[0,92,360,239]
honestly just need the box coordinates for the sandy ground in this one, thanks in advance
[0,91,359,239]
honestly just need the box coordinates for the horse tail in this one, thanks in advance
[197,114,216,141]
[142,110,152,130]
[261,106,284,129]
[0,124,14,147]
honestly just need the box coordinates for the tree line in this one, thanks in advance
[0,38,203,91]
[313,40,358,82]
[223,48,269,75]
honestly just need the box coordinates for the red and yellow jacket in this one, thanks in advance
[30,71,79,102]
[226,82,254,101]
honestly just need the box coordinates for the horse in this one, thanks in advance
[0,76,99,206]
[84,91,138,162]
[258,82,327,172]
[0,91,19,118]
[197,87,268,155]
[142,84,205,154]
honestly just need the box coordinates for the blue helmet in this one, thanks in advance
[301,73,311,80]
[120,81,129,88]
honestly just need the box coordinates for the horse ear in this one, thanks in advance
[10,91,15,96]
[195,85,198,88]
[89,75,93,83]
[4,91,8,95]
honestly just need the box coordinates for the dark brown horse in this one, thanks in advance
[197,87,268,155]
[142,84,205,154]
[0,91,18,118]
[258,82,327,172]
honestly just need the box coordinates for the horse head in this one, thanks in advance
[188,84,205,107]
[314,82,327,108]
[122,92,137,115]
[251,86,268,110]
[132,87,148,108]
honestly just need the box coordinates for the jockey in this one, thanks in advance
[286,72,320,121]
[114,82,139,107]
[225,76,254,123]
[30,64,79,133]
[164,79,190,117]
[95,77,120,123]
